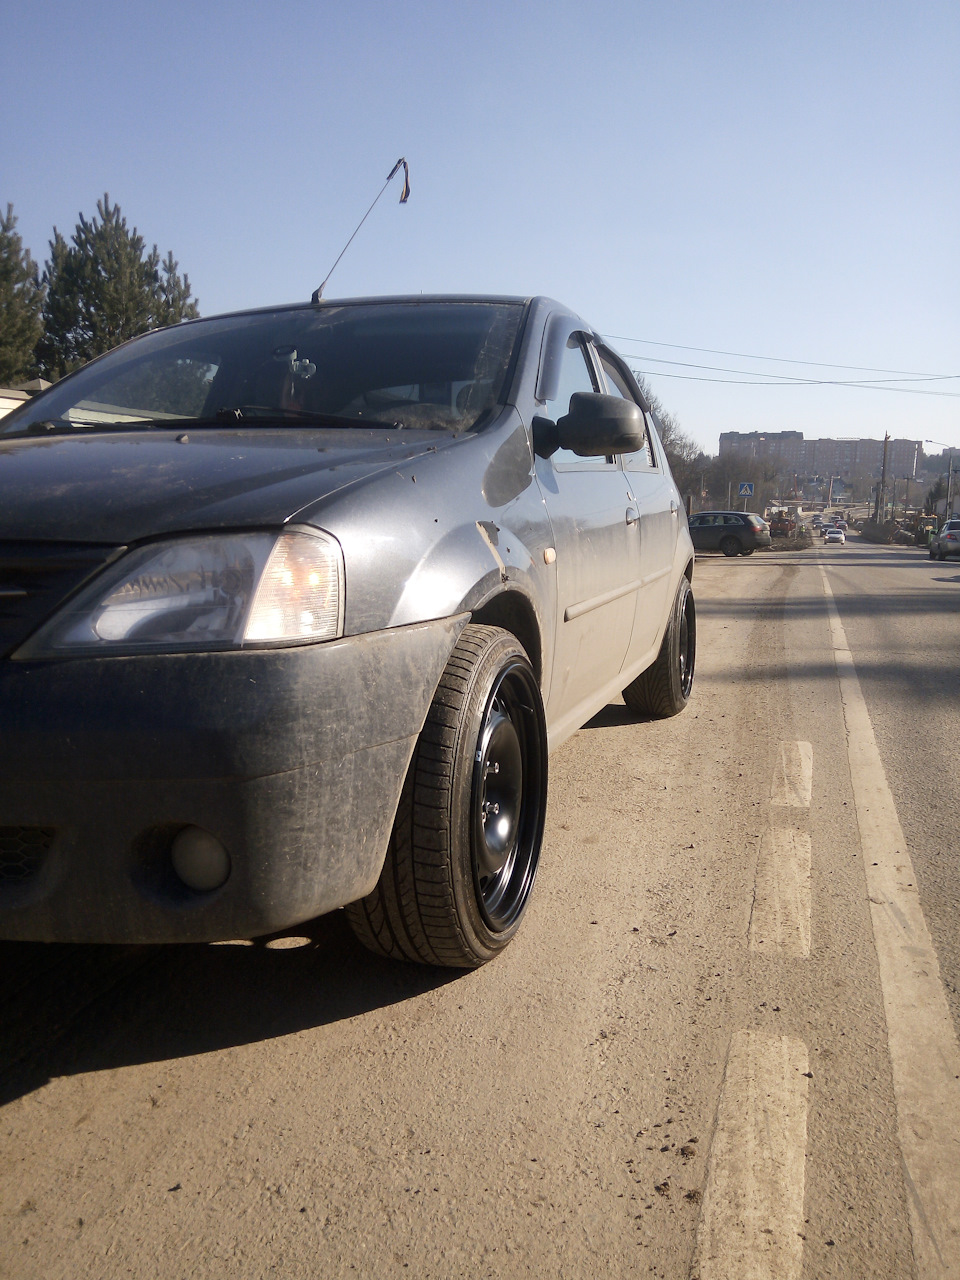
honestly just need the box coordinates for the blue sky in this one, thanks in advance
[3,0,958,454]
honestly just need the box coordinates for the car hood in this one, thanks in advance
[0,427,456,543]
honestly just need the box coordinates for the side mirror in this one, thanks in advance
[556,392,647,457]
[532,415,559,458]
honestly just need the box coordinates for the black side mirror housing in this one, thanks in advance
[556,392,647,457]
[532,415,560,458]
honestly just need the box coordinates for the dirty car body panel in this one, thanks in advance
[0,295,695,958]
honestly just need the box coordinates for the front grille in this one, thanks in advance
[0,542,121,657]
[0,827,55,884]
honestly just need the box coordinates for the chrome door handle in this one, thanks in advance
[626,507,639,525]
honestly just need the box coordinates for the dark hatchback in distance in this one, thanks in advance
[687,510,771,556]
[0,295,696,967]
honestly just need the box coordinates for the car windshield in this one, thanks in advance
[2,300,525,437]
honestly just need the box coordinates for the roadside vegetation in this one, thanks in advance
[0,197,197,384]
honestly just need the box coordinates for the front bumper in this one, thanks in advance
[0,615,467,943]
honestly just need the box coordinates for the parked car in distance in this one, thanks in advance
[687,511,771,556]
[0,293,696,968]
[823,527,845,544]
[929,518,960,560]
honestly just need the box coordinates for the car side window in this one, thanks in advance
[546,337,611,466]
[597,351,657,471]
[598,355,632,402]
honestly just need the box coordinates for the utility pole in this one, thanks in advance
[947,450,955,517]
[924,440,956,517]
[875,433,889,522]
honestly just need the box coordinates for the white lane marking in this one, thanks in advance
[696,1032,810,1280]
[749,827,812,958]
[822,568,960,1278]
[771,741,813,807]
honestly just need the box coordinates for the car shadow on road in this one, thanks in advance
[0,913,460,1106]
[581,703,650,730]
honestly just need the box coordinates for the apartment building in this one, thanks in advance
[718,431,921,479]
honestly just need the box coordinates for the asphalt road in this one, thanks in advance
[2,538,958,1280]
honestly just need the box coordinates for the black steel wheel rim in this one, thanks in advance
[677,588,696,700]
[470,660,545,932]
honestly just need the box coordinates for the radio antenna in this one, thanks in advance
[311,158,410,303]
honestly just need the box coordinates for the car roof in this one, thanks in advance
[155,293,552,331]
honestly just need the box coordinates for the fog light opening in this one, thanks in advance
[170,826,231,892]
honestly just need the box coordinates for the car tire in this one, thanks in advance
[345,625,548,968]
[740,548,755,556]
[720,536,741,557]
[622,577,696,719]
[938,546,947,561]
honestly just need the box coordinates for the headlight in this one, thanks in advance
[14,528,344,659]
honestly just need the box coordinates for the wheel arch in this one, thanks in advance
[469,588,544,685]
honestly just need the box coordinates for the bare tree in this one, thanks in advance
[633,374,707,499]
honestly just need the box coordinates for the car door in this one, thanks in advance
[533,328,639,733]
[692,514,720,551]
[723,513,749,547]
[595,347,679,667]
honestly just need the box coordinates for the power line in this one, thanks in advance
[629,352,959,387]
[605,333,959,380]
[629,366,960,398]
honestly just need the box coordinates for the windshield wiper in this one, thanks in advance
[3,418,120,438]
[4,409,400,439]
[215,407,369,428]
[20,419,77,436]
[130,408,377,429]
[5,415,198,437]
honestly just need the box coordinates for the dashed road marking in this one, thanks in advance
[751,740,813,958]
[749,827,812,958]
[695,1031,810,1280]
[822,567,960,1277]
[770,740,813,808]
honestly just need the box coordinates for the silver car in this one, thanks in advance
[0,295,695,967]
[929,518,960,560]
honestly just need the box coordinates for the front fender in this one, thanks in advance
[388,517,541,627]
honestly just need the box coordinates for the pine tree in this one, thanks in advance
[155,249,198,329]
[0,204,44,384]
[36,195,199,380]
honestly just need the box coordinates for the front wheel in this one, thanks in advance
[345,626,548,967]
[622,577,696,718]
[720,536,741,557]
